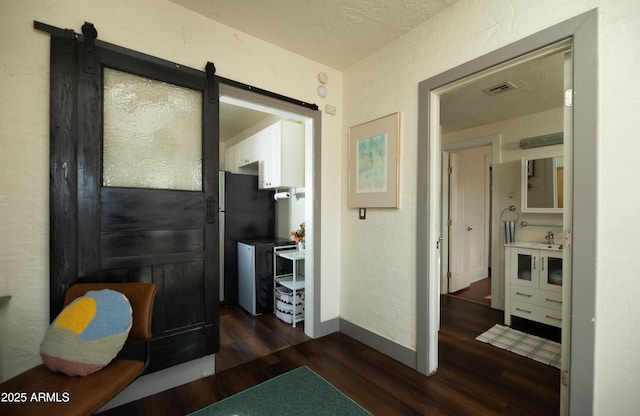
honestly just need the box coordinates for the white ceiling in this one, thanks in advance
[173,0,564,136]
[219,102,271,142]
[170,0,459,70]
[440,52,564,133]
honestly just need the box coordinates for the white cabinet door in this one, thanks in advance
[279,121,305,188]
[510,247,540,288]
[235,140,248,167]
[231,129,264,176]
[224,119,304,188]
[237,133,260,168]
[539,250,563,293]
[505,245,563,328]
[260,122,281,189]
[225,145,238,173]
[259,120,304,189]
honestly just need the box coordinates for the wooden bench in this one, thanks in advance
[0,283,157,415]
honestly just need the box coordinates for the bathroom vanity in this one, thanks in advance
[504,242,563,328]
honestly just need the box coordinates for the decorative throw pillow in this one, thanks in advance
[40,289,133,376]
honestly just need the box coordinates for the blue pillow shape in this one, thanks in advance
[40,289,133,376]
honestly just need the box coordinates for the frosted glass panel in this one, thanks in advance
[103,68,202,191]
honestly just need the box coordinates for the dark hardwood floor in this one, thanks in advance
[449,277,491,306]
[448,277,560,342]
[100,297,560,415]
[216,304,310,372]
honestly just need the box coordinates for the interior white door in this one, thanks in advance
[448,146,489,293]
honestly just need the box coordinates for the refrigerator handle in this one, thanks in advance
[206,196,216,224]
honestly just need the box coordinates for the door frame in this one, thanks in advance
[442,136,501,309]
[218,82,324,338]
[416,10,598,415]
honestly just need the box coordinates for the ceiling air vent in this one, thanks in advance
[483,81,518,96]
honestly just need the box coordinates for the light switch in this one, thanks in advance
[325,104,337,115]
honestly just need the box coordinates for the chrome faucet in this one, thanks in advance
[545,231,555,245]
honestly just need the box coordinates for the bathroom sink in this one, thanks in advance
[507,241,563,251]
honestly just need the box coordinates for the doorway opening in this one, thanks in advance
[417,9,597,415]
[442,139,498,309]
[215,83,321,371]
[436,40,572,402]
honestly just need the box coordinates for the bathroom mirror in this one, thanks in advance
[521,156,564,213]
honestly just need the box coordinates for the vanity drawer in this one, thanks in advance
[510,300,563,328]
[510,285,562,310]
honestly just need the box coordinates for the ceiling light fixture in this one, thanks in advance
[519,132,563,148]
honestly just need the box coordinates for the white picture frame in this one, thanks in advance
[348,113,400,208]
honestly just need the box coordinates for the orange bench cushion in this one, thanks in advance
[0,359,143,416]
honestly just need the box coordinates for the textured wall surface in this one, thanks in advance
[0,0,343,380]
[2,0,640,412]
[341,0,640,413]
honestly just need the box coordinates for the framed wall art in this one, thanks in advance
[348,112,400,208]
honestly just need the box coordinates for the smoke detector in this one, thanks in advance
[483,81,518,96]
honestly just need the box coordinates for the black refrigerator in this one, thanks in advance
[219,171,275,305]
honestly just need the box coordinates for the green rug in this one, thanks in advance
[188,366,372,416]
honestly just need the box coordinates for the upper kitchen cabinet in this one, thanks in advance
[226,130,265,176]
[226,119,305,189]
[236,131,263,168]
[259,120,305,189]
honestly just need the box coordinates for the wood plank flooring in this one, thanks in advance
[449,277,491,306]
[216,304,310,372]
[100,297,560,415]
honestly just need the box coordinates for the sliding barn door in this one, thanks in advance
[49,30,219,373]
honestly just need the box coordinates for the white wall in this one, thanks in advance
[0,0,343,380]
[276,195,306,241]
[3,0,640,412]
[341,0,640,413]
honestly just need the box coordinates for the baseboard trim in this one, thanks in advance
[339,319,416,368]
[99,354,215,411]
[99,319,414,410]
[313,316,340,338]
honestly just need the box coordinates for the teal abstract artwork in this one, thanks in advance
[356,133,387,193]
